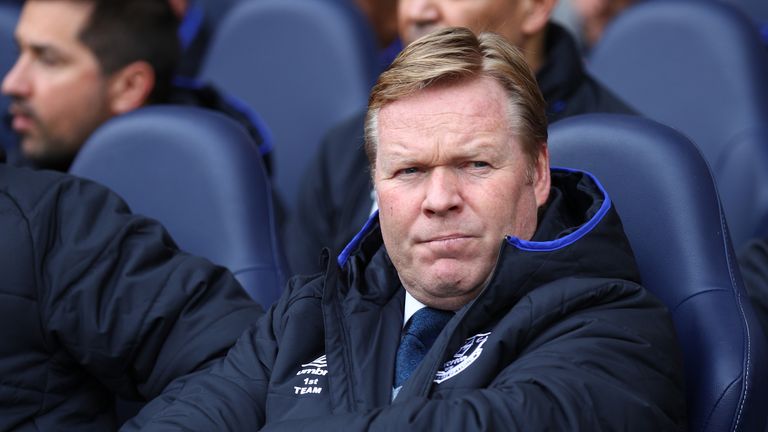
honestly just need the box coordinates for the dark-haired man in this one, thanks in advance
[2,0,268,171]
[286,0,636,276]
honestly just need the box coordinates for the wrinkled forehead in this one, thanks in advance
[377,77,514,142]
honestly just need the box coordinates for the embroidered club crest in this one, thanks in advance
[434,332,491,384]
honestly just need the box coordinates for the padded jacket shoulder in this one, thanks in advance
[0,165,262,431]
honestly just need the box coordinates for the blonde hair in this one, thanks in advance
[364,27,547,180]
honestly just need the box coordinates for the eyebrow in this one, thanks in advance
[15,34,62,56]
[381,137,510,168]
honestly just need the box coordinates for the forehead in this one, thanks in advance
[16,1,94,46]
[378,76,512,147]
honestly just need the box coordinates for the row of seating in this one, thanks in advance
[199,0,379,214]
[1,0,767,247]
[66,103,768,432]
[588,0,768,248]
[1,0,767,430]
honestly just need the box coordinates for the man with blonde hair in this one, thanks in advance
[129,28,685,431]
[286,0,637,276]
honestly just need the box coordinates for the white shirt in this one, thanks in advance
[403,290,427,328]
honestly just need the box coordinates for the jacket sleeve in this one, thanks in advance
[37,176,263,402]
[122,288,289,431]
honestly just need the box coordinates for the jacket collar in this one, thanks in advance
[338,168,639,298]
[536,22,587,120]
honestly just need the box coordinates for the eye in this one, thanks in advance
[38,51,62,66]
[30,46,63,67]
[397,167,421,176]
[463,161,491,171]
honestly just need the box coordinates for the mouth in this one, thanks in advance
[425,233,469,242]
[419,233,476,247]
[8,104,35,133]
[417,234,476,259]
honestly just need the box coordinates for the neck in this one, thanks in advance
[521,27,548,73]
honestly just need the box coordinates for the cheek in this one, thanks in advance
[479,181,538,238]
[378,189,408,231]
[444,6,481,28]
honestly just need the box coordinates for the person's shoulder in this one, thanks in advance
[0,165,116,214]
[575,72,638,117]
[524,275,663,321]
[0,166,138,250]
[312,109,371,199]
[1,164,66,198]
[277,271,328,311]
[322,110,367,152]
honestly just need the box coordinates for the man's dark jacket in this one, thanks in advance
[738,238,768,339]
[0,163,262,430]
[285,23,636,276]
[129,169,686,431]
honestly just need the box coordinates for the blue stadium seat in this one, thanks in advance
[0,3,19,153]
[725,0,768,23]
[69,105,286,308]
[588,0,768,248]
[200,0,379,215]
[549,114,768,432]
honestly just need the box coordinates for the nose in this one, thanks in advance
[2,56,31,98]
[422,167,463,217]
[400,0,440,31]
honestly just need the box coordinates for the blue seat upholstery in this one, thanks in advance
[549,113,768,432]
[69,105,286,308]
[725,0,768,23]
[588,0,768,248]
[0,3,19,152]
[200,0,378,214]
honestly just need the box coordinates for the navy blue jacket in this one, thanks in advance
[129,169,686,431]
[738,238,768,340]
[285,23,636,276]
[0,164,262,430]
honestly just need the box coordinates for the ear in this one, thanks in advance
[520,0,558,36]
[107,61,156,115]
[533,143,551,207]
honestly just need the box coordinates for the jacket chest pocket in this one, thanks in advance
[266,354,334,421]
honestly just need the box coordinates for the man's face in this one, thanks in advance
[355,0,399,47]
[2,1,113,168]
[374,76,550,310]
[398,0,528,46]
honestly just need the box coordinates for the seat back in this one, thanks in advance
[69,105,286,308]
[200,0,378,214]
[725,0,768,23]
[0,3,19,152]
[549,113,768,432]
[588,0,768,247]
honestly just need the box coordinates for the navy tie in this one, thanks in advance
[394,307,454,388]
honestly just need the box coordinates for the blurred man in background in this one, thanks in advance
[2,0,269,172]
